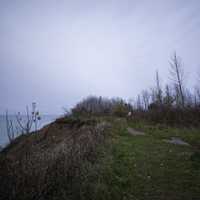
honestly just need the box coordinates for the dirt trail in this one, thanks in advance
[163,137,190,146]
[127,127,146,136]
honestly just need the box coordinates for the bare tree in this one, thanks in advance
[136,94,143,110]
[194,87,200,105]
[5,103,41,145]
[169,53,185,108]
[163,84,174,107]
[155,70,163,105]
[16,102,41,134]
[194,70,200,107]
[142,90,150,110]
[184,89,194,107]
[150,87,157,105]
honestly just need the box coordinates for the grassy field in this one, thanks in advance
[1,116,200,200]
[92,118,200,200]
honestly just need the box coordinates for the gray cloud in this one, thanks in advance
[0,0,200,114]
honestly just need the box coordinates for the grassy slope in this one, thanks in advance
[1,117,200,200]
[93,118,200,200]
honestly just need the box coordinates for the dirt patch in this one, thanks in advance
[127,127,145,136]
[163,137,190,146]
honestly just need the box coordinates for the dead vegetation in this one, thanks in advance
[0,117,110,200]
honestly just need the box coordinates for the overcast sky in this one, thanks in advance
[0,0,200,114]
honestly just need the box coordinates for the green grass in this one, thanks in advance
[92,118,200,200]
[129,121,200,146]
[1,116,199,200]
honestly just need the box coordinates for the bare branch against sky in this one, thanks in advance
[0,0,200,114]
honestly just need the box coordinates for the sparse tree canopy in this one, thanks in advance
[169,53,185,108]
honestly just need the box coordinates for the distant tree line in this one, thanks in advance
[131,53,200,125]
[71,96,132,117]
[72,53,200,126]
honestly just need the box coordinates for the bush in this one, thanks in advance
[112,102,130,117]
[71,96,132,117]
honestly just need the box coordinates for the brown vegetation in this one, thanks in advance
[0,117,110,200]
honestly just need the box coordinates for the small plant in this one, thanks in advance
[16,102,41,134]
[112,102,131,117]
[5,103,41,144]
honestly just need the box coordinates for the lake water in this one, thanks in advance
[0,115,58,147]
